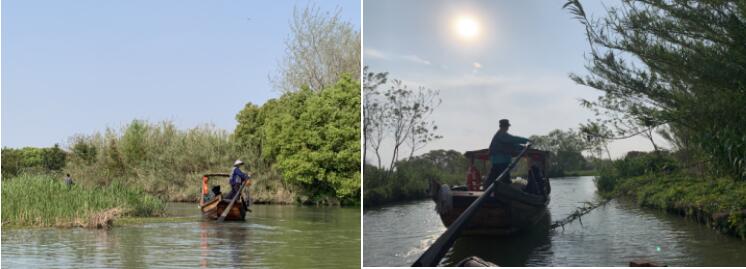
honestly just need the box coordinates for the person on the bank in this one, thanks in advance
[64,174,74,187]
[227,160,251,200]
[485,119,530,188]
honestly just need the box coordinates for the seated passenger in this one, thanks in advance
[523,165,545,195]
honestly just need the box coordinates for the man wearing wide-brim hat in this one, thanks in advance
[227,159,251,200]
[485,119,530,188]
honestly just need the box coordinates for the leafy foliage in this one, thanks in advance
[565,0,746,180]
[1,145,67,177]
[529,129,594,177]
[610,173,746,240]
[235,76,361,205]
[364,150,468,206]
[594,151,679,193]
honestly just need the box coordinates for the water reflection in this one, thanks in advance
[200,221,209,268]
[2,204,360,269]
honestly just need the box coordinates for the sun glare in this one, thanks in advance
[454,15,480,40]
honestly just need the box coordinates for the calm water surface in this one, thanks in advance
[363,176,746,266]
[2,204,360,268]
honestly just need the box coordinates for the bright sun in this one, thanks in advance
[454,15,480,40]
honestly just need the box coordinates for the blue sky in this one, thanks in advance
[364,0,664,162]
[2,0,360,148]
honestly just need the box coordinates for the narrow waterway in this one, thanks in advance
[363,176,746,266]
[2,204,360,268]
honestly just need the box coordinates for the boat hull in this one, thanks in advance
[435,183,549,235]
[199,196,246,221]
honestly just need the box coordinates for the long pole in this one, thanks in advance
[412,144,531,267]
[217,180,248,222]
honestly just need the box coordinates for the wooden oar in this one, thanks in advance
[217,180,248,222]
[412,144,532,267]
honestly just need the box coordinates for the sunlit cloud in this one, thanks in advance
[364,48,389,60]
[472,62,483,74]
[402,55,431,65]
[364,47,432,65]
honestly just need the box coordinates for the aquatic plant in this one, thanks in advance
[1,174,164,228]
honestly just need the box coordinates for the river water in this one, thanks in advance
[363,176,746,267]
[2,203,360,268]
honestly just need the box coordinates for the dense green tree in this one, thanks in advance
[234,76,361,204]
[1,145,67,177]
[565,0,746,179]
[530,129,591,176]
[270,76,361,202]
[364,149,467,206]
[41,144,67,171]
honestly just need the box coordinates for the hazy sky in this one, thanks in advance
[2,0,360,148]
[364,0,665,164]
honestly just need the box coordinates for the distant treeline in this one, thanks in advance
[2,145,67,177]
[1,76,360,206]
[363,128,602,207]
[364,150,467,207]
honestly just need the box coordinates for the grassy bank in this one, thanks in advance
[1,174,165,228]
[600,173,746,239]
[595,152,746,239]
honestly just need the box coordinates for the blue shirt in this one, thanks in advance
[229,167,250,185]
[489,131,530,164]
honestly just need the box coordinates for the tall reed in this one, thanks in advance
[1,174,164,227]
[65,120,250,201]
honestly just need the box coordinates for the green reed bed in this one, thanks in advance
[2,174,164,228]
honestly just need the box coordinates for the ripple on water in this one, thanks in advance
[363,176,746,267]
[2,204,360,268]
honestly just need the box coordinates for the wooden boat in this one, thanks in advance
[429,148,551,235]
[198,173,249,221]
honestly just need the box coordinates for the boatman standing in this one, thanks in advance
[485,119,530,188]
[227,160,251,200]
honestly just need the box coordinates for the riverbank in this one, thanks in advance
[1,174,164,228]
[1,173,356,229]
[598,173,746,239]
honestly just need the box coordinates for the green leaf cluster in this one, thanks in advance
[529,129,594,177]
[566,0,746,180]
[363,149,468,206]
[1,145,67,177]
[234,76,361,205]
